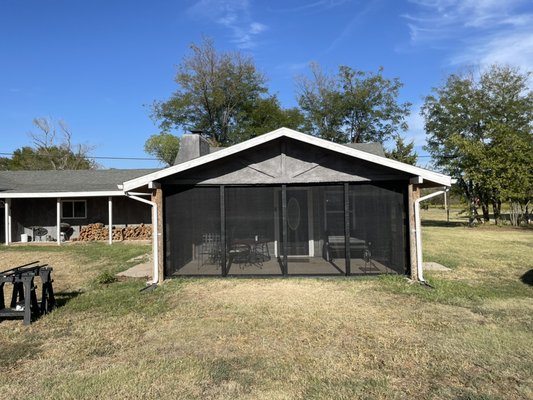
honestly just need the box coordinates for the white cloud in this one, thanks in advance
[403,0,533,72]
[188,0,268,49]
[286,61,311,72]
[284,0,353,12]
[450,30,533,72]
[249,22,267,34]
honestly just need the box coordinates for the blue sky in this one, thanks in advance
[1,0,532,168]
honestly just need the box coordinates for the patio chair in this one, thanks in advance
[33,227,48,242]
[198,233,222,269]
[227,243,251,270]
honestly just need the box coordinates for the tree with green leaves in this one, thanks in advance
[144,133,180,166]
[296,63,411,144]
[152,37,285,146]
[3,118,95,170]
[422,65,533,225]
[0,156,10,170]
[236,96,305,141]
[386,134,417,165]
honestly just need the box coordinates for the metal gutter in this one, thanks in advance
[124,192,159,285]
[414,190,445,283]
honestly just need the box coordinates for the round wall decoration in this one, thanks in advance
[287,197,300,230]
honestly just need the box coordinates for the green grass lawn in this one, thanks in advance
[0,212,532,400]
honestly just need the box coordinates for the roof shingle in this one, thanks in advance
[0,169,160,194]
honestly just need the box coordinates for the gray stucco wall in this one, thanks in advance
[162,137,410,186]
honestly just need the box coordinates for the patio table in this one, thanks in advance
[233,238,270,260]
[228,238,271,269]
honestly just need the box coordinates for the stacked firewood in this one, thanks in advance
[75,223,152,241]
[115,224,152,240]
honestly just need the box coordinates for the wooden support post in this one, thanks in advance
[151,187,164,282]
[108,196,113,245]
[408,184,420,281]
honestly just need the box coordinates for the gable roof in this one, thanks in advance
[123,128,451,191]
[343,142,386,157]
[0,169,160,198]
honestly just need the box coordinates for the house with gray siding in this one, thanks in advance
[2,128,451,284]
[121,128,451,283]
[1,169,158,244]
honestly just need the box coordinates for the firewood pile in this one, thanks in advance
[74,223,152,241]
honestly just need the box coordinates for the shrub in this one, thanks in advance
[94,270,117,285]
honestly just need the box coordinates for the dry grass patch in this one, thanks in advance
[1,243,150,307]
[0,222,532,399]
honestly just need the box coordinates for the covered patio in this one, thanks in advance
[1,169,156,245]
[122,128,451,280]
[165,184,405,277]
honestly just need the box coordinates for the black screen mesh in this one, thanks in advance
[226,187,281,275]
[349,183,406,274]
[163,183,407,277]
[286,186,346,275]
[164,186,221,276]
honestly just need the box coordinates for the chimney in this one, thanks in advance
[174,131,210,165]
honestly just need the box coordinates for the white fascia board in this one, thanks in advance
[2,190,125,199]
[282,130,451,186]
[122,127,452,190]
[122,128,288,191]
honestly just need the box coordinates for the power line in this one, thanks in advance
[0,151,437,160]
[0,152,158,161]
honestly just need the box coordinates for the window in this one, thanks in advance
[61,200,87,219]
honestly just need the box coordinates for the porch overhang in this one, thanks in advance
[1,190,125,199]
[122,128,452,191]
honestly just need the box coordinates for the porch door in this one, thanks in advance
[286,189,309,256]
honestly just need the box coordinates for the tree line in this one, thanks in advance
[0,118,95,171]
[146,37,415,165]
[2,37,531,225]
[423,65,532,226]
[146,38,531,225]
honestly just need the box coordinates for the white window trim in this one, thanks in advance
[61,199,87,219]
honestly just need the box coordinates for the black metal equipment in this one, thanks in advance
[0,261,55,325]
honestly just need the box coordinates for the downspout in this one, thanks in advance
[124,192,159,285]
[414,190,445,283]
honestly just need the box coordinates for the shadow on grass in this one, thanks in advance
[520,269,533,286]
[421,220,466,227]
[54,290,82,308]
[0,290,81,326]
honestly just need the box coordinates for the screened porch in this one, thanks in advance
[164,183,407,277]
